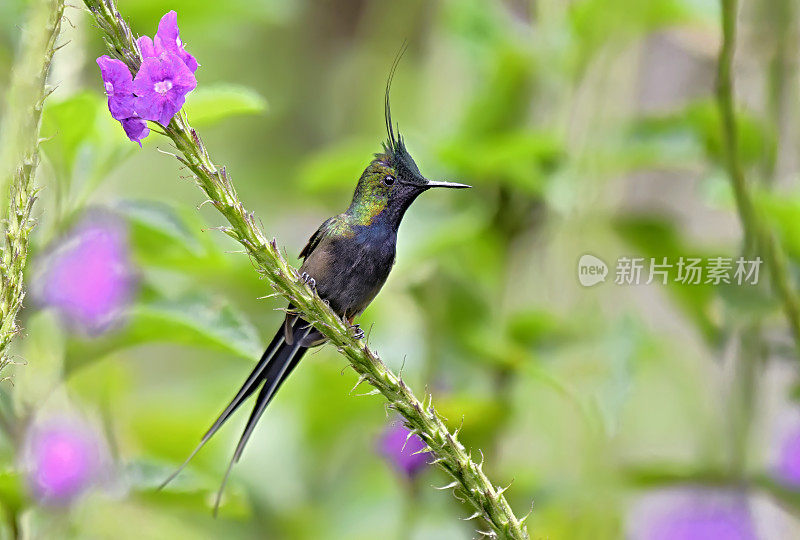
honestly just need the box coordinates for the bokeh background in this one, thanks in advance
[2,0,800,538]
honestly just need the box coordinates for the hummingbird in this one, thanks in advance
[160,47,470,511]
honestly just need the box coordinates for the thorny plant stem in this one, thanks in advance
[0,0,65,374]
[82,1,531,537]
[716,0,800,353]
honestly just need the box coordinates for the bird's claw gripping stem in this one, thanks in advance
[350,323,365,341]
[299,271,316,290]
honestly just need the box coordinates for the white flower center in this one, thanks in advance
[104,81,114,95]
[153,80,173,95]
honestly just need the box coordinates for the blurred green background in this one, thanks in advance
[3,0,800,538]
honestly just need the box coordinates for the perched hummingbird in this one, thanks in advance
[160,49,470,509]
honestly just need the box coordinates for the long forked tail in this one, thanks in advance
[158,317,313,510]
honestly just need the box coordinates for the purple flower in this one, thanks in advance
[378,422,431,477]
[34,213,138,334]
[96,56,135,120]
[24,415,108,504]
[133,52,197,126]
[121,116,150,146]
[627,488,758,540]
[96,56,151,145]
[137,35,157,59]
[153,11,198,72]
[131,10,198,125]
[136,12,198,73]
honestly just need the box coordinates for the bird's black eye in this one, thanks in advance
[383,175,395,186]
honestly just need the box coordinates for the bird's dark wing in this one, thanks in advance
[299,215,341,260]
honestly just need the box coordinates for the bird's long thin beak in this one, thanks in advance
[426,180,471,189]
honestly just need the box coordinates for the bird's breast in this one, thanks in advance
[301,226,396,319]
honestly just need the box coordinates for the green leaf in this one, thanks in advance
[570,0,694,44]
[13,311,65,410]
[40,91,136,209]
[40,92,101,180]
[120,199,204,252]
[0,469,26,521]
[184,84,267,126]
[117,199,217,269]
[507,309,578,349]
[618,115,705,172]
[123,460,250,518]
[758,190,800,262]
[65,293,262,374]
[593,317,639,435]
[460,48,537,136]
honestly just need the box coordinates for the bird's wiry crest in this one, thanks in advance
[382,41,423,180]
[384,42,406,154]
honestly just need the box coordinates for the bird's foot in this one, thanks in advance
[299,272,316,290]
[349,323,365,341]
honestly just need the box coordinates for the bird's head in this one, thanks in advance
[347,45,470,228]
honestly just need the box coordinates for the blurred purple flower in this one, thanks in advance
[378,422,431,478]
[24,415,108,504]
[776,422,800,487]
[96,55,135,120]
[34,213,138,334]
[628,488,758,540]
[133,52,197,126]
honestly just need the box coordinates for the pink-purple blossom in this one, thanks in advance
[34,213,138,335]
[133,52,197,126]
[627,488,758,540]
[137,35,158,60]
[96,55,149,145]
[150,11,198,72]
[23,415,108,504]
[96,55,135,120]
[120,116,150,145]
[378,422,431,478]
[96,11,197,143]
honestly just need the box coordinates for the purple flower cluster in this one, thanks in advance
[97,11,197,145]
[378,422,431,478]
[24,414,108,505]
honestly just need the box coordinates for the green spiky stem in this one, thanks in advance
[82,0,530,537]
[716,0,800,353]
[0,0,65,374]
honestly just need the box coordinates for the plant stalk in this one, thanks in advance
[716,0,800,353]
[0,0,65,375]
